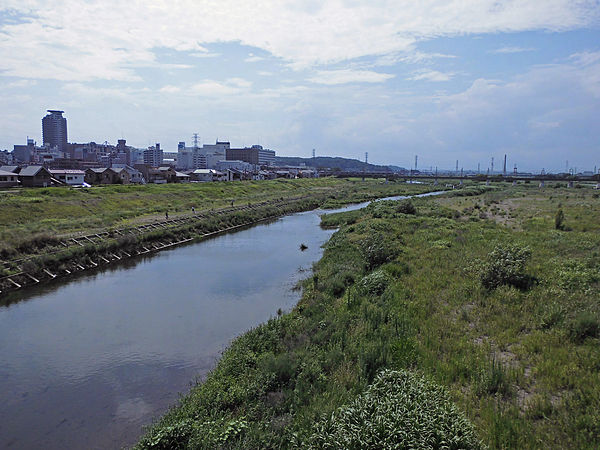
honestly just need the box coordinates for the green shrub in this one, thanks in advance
[358,269,392,296]
[308,369,483,449]
[555,208,565,230]
[568,312,600,343]
[480,243,532,290]
[396,199,417,215]
[359,232,398,270]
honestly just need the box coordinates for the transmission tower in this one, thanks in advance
[192,133,199,149]
[365,152,368,164]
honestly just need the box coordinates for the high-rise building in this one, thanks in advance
[143,143,163,167]
[42,110,68,152]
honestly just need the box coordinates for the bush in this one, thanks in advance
[555,208,565,230]
[358,269,392,296]
[308,369,483,449]
[568,312,600,343]
[480,243,532,290]
[396,199,417,215]
[359,232,398,270]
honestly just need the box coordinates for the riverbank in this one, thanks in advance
[137,184,600,448]
[0,179,444,298]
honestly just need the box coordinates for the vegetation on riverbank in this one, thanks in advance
[0,179,443,297]
[137,183,600,449]
[0,178,439,258]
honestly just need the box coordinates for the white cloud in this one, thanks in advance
[408,69,453,81]
[159,85,181,93]
[308,69,394,85]
[0,1,597,81]
[490,46,536,54]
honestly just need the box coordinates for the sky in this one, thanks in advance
[0,1,599,172]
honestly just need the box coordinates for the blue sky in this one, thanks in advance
[1,1,599,172]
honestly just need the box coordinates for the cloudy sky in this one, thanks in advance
[1,1,599,172]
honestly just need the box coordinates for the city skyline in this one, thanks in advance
[1,1,599,172]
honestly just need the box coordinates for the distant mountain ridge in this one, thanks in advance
[274,156,394,172]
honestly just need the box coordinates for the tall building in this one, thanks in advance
[143,143,163,167]
[42,110,68,152]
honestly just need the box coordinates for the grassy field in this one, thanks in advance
[136,182,599,449]
[0,178,441,260]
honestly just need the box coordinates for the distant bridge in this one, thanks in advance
[334,172,600,183]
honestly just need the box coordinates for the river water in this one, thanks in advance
[0,193,439,449]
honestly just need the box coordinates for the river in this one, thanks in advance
[0,192,441,449]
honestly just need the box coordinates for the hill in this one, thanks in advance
[274,156,393,172]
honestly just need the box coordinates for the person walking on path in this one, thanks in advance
[165,211,169,220]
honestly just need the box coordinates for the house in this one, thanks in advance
[0,169,19,187]
[85,167,119,185]
[112,164,145,183]
[111,167,132,184]
[0,165,20,174]
[190,168,225,182]
[227,168,251,181]
[174,171,191,183]
[49,169,86,186]
[18,166,53,187]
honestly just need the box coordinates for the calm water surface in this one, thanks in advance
[0,193,439,449]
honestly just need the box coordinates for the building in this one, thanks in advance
[143,143,163,167]
[0,169,19,187]
[216,160,253,172]
[189,168,225,182]
[49,169,86,186]
[42,110,68,152]
[112,164,145,183]
[18,166,53,187]
[177,140,229,170]
[226,145,276,166]
[85,167,119,185]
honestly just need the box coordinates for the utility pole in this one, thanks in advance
[491,157,494,175]
[415,155,418,172]
[503,154,507,177]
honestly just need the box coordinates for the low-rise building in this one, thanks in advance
[49,169,86,185]
[189,168,225,182]
[0,169,19,187]
[85,167,118,185]
[18,166,53,187]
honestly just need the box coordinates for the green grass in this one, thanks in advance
[0,178,441,261]
[134,184,600,449]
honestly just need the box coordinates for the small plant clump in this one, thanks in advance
[480,243,532,290]
[308,369,483,449]
[555,208,565,230]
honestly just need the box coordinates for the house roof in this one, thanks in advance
[49,169,85,175]
[19,166,48,176]
[87,167,114,173]
[0,169,18,177]
[0,165,19,173]
[175,171,190,177]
